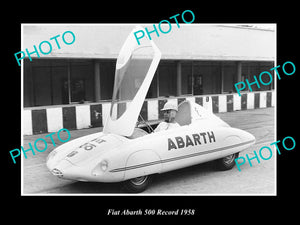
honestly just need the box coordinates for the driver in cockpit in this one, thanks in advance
[154,101,180,132]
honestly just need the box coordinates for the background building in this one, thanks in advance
[22,24,275,135]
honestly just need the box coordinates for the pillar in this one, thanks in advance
[94,61,101,102]
[176,61,182,96]
[236,61,242,83]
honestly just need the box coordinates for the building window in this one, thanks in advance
[192,61,222,95]
[24,59,94,107]
[146,70,158,99]
[158,61,177,97]
[62,79,85,104]
[222,62,235,93]
[241,61,275,92]
[181,61,193,96]
[99,60,115,100]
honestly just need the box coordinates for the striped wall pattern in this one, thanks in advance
[23,91,275,135]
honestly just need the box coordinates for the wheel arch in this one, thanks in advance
[124,149,162,181]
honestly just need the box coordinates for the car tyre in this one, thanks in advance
[122,175,152,193]
[214,153,239,171]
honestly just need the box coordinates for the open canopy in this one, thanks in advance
[103,26,161,137]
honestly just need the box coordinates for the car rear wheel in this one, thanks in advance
[122,175,152,193]
[214,153,239,171]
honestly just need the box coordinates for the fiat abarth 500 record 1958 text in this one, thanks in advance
[46,26,256,193]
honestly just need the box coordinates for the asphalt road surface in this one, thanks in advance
[22,107,275,195]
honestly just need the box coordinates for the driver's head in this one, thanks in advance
[161,101,178,123]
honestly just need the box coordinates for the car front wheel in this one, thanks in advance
[122,175,152,193]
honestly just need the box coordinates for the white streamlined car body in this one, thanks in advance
[46,26,255,193]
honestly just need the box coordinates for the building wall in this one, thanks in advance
[22,24,276,135]
[23,90,275,135]
[22,24,275,61]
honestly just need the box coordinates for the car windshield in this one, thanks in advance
[110,46,154,120]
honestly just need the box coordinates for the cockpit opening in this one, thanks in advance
[126,127,149,139]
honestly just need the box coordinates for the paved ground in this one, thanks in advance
[22,107,275,195]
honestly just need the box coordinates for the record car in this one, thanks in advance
[46,26,256,193]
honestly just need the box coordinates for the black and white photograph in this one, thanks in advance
[20,23,277,195]
[4,3,300,220]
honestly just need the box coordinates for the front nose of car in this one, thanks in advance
[50,159,73,179]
